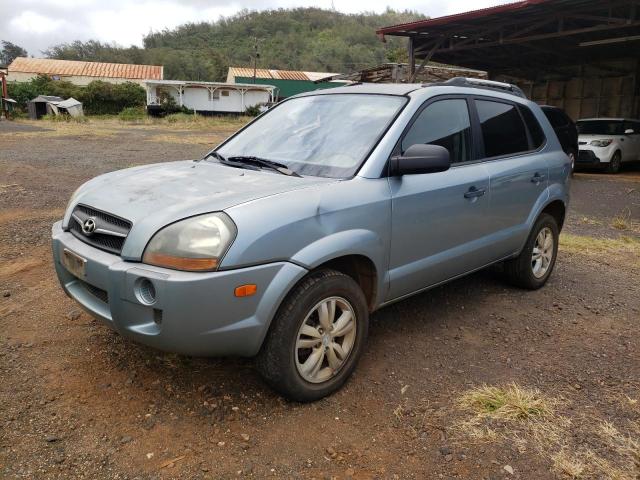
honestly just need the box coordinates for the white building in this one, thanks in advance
[144,80,276,114]
[8,57,163,86]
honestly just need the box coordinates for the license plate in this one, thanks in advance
[62,248,86,278]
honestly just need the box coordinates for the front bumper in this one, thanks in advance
[52,221,308,357]
[577,145,614,168]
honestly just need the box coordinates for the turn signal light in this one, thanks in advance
[144,252,218,271]
[235,284,257,297]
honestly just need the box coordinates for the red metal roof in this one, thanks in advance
[377,0,552,35]
[8,57,163,80]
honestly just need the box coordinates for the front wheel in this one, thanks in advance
[256,269,369,402]
[608,151,622,174]
[503,213,559,289]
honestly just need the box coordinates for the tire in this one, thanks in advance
[568,150,576,175]
[256,269,369,402]
[608,151,622,174]
[503,213,559,290]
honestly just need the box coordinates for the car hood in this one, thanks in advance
[64,160,336,259]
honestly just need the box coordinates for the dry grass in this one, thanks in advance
[552,451,586,479]
[3,115,250,140]
[455,384,640,479]
[560,233,640,260]
[458,383,552,420]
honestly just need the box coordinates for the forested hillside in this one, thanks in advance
[43,8,425,81]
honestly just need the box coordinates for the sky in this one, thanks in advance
[2,0,513,56]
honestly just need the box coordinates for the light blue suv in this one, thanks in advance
[52,78,570,401]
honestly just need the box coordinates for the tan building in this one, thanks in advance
[8,57,163,86]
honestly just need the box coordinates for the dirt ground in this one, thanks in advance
[1,118,639,480]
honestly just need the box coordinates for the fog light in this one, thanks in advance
[135,278,156,305]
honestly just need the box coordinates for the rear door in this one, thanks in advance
[475,98,549,259]
[387,96,493,300]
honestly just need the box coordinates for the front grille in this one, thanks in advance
[81,280,109,304]
[69,204,132,255]
[578,141,588,145]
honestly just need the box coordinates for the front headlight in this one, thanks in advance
[590,139,613,147]
[142,213,236,271]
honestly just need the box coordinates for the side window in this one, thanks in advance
[476,100,529,158]
[624,121,640,135]
[401,99,472,164]
[519,105,546,149]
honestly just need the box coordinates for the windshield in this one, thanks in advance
[577,120,623,135]
[216,94,407,178]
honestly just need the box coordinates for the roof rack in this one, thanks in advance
[429,77,527,98]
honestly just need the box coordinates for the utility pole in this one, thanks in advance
[252,37,260,84]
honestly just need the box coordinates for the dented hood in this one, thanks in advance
[63,160,335,259]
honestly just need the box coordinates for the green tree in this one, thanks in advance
[1,40,28,65]
[43,8,425,81]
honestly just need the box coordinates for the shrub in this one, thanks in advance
[165,112,198,123]
[245,105,261,116]
[118,106,147,121]
[80,81,146,115]
[7,76,146,116]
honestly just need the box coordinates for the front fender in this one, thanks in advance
[290,229,388,306]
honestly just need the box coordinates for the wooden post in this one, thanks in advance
[409,36,415,80]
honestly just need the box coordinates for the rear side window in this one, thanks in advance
[543,108,568,128]
[402,99,472,163]
[476,100,529,158]
[520,106,546,149]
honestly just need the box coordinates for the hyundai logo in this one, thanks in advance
[82,217,97,235]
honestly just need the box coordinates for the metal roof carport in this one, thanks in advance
[377,0,640,119]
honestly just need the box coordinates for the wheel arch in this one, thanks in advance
[311,255,378,311]
[540,199,566,231]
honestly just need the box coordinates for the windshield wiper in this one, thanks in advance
[202,151,260,171]
[227,156,301,177]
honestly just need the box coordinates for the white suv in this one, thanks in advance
[577,118,640,173]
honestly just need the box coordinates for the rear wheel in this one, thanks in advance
[568,150,576,175]
[608,151,622,174]
[503,213,559,289]
[256,269,369,402]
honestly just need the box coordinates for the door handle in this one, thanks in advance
[464,186,486,199]
[531,173,546,183]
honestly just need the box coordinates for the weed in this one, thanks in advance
[458,383,551,420]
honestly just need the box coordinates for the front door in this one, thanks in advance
[387,97,493,301]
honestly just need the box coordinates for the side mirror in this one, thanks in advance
[625,129,635,135]
[390,144,451,176]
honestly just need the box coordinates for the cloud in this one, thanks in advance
[1,0,513,55]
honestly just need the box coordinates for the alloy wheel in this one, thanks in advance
[531,226,554,278]
[295,296,357,384]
